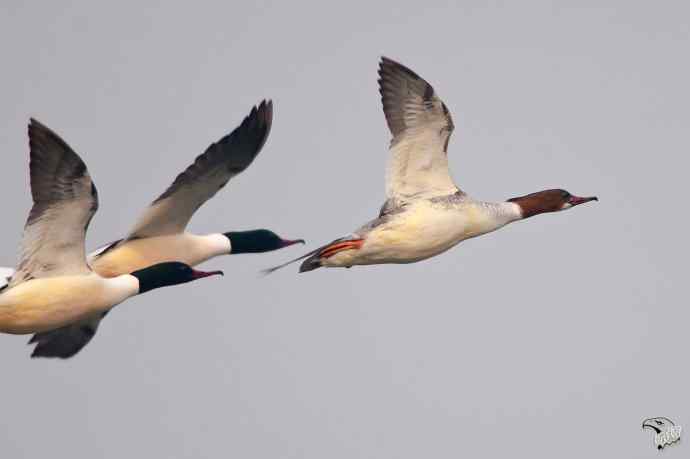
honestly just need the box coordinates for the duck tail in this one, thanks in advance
[299,252,324,273]
[261,244,330,275]
[262,237,363,275]
[299,238,364,272]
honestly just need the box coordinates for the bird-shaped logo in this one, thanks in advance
[642,417,682,450]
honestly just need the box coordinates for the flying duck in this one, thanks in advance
[267,57,597,273]
[28,101,303,358]
[0,120,221,348]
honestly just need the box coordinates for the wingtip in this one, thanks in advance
[378,56,403,72]
[29,340,82,359]
[260,99,273,123]
[378,56,393,79]
[248,99,273,134]
[27,118,47,137]
[377,56,424,83]
[379,55,397,66]
[28,117,44,128]
[27,118,65,149]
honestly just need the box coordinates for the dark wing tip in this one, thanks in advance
[28,118,73,151]
[249,98,273,147]
[28,118,53,134]
[376,57,452,142]
[26,118,92,206]
[217,99,274,173]
[147,99,275,209]
[257,99,273,128]
[377,57,435,137]
[27,118,85,167]
[29,117,46,132]
[378,56,424,83]
[28,324,98,359]
[378,56,429,97]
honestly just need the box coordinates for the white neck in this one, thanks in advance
[202,233,232,257]
[479,201,524,226]
[107,274,141,299]
[502,201,525,222]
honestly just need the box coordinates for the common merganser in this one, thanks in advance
[28,101,303,358]
[266,57,597,274]
[0,120,221,350]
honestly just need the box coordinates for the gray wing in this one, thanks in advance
[126,100,273,239]
[9,119,98,288]
[378,57,459,202]
[29,312,107,359]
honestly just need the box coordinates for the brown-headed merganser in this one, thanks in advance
[266,57,597,274]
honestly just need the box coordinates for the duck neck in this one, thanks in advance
[506,195,547,219]
[199,233,232,258]
[110,275,142,298]
[479,201,524,225]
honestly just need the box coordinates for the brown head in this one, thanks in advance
[508,189,598,218]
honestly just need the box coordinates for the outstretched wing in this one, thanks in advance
[28,311,107,359]
[126,100,273,239]
[9,120,98,288]
[378,57,459,202]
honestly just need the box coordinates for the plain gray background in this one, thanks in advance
[0,1,687,458]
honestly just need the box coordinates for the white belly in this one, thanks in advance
[325,200,517,267]
[0,274,136,334]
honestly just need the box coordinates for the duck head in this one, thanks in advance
[508,189,598,218]
[131,262,223,294]
[223,229,305,254]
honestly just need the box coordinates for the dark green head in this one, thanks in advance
[223,229,304,254]
[130,262,223,294]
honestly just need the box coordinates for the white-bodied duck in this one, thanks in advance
[28,101,303,358]
[267,57,597,274]
[0,120,222,352]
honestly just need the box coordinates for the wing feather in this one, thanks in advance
[378,57,459,201]
[126,101,273,239]
[9,120,97,287]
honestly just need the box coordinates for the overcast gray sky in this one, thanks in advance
[1,1,688,458]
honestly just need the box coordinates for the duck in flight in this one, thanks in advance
[267,57,597,274]
[26,101,304,359]
[0,120,222,348]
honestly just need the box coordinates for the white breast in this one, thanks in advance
[325,199,522,267]
[0,274,139,334]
